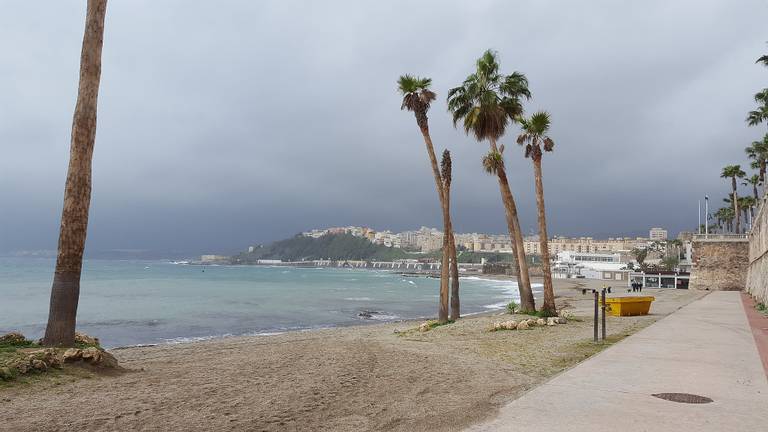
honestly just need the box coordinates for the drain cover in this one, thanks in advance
[652,393,713,404]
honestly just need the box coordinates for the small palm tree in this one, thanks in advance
[739,196,757,227]
[721,165,746,233]
[516,111,556,316]
[447,50,536,312]
[397,75,459,323]
[743,174,761,200]
[44,0,108,347]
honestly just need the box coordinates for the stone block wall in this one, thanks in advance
[746,195,768,304]
[689,240,749,291]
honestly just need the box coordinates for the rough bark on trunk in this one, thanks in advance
[419,123,449,323]
[43,0,107,347]
[533,156,555,315]
[489,138,535,312]
[732,178,740,234]
[442,154,460,321]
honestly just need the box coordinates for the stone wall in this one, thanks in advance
[689,239,749,291]
[746,195,768,304]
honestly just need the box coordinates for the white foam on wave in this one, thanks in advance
[344,297,373,301]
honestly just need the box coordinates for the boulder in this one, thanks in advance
[0,367,13,381]
[504,320,518,330]
[62,348,83,362]
[536,318,546,326]
[418,322,431,332]
[546,317,558,326]
[98,351,119,369]
[559,310,574,319]
[74,332,100,346]
[81,347,103,363]
[0,332,28,345]
[10,360,29,375]
[516,321,530,330]
[30,359,47,372]
[555,317,567,324]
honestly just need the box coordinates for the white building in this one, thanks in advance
[649,227,668,240]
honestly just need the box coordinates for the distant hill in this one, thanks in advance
[231,233,411,263]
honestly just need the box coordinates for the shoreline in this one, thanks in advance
[1,279,704,431]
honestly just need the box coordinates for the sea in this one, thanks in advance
[0,257,540,348]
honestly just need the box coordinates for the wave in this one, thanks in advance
[344,297,373,301]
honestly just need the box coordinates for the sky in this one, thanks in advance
[1,0,767,256]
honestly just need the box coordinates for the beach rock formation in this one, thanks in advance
[546,317,558,326]
[0,332,29,345]
[536,318,546,326]
[559,310,575,319]
[74,332,100,346]
[516,321,530,330]
[419,322,431,332]
[62,347,118,368]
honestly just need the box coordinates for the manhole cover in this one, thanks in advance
[652,393,713,404]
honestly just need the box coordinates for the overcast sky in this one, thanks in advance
[1,1,767,255]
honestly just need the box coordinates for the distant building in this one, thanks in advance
[248,246,255,253]
[649,227,668,240]
[201,254,228,263]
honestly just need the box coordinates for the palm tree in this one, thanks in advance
[745,135,768,187]
[631,247,648,271]
[743,174,761,200]
[441,150,461,320]
[516,111,556,316]
[397,75,458,323]
[721,165,746,234]
[43,0,108,347]
[740,196,757,226]
[747,89,768,129]
[446,50,536,312]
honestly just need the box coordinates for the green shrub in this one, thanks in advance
[506,301,519,314]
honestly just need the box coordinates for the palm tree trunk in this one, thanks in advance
[43,0,107,347]
[442,163,460,321]
[489,138,535,312]
[418,123,449,323]
[732,178,740,234]
[532,157,555,315]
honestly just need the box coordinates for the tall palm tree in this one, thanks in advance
[721,165,745,234]
[397,75,458,323]
[516,111,556,316]
[441,150,461,320]
[43,0,108,347]
[447,50,536,312]
[743,174,761,200]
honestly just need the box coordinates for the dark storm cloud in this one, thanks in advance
[1,1,766,254]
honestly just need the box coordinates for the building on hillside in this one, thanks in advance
[650,227,668,240]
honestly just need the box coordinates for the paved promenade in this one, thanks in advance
[467,291,768,431]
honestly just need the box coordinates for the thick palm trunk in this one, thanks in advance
[442,157,460,321]
[43,0,107,347]
[532,157,555,315]
[418,124,449,323]
[489,139,535,311]
[732,178,740,234]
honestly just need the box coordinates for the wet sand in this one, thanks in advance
[0,279,703,432]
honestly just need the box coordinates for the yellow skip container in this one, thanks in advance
[604,296,655,316]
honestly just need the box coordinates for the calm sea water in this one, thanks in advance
[0,258,537,348]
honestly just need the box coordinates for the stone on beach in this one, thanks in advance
[536,318,546,326]
[418,322,431,332]
[516,321,530,330]
[546,317,558,326]
[0,332,29,345]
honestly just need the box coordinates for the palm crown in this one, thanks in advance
[446,50,531,142]
[747,89,768,126]
[397,74,436,115]
[517,111,554,159]
[721,165,746,180]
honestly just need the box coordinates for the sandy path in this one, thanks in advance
[0,280,703,432]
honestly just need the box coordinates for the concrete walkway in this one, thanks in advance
[467,291,768,431]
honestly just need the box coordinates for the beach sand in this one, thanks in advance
[0,279,703,432]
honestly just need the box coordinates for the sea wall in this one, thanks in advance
[746,195,768,304]
[689,237,749,291]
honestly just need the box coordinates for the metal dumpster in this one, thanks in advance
[604,296,655,316]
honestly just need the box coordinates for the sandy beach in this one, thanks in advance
[0,279,704,432]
